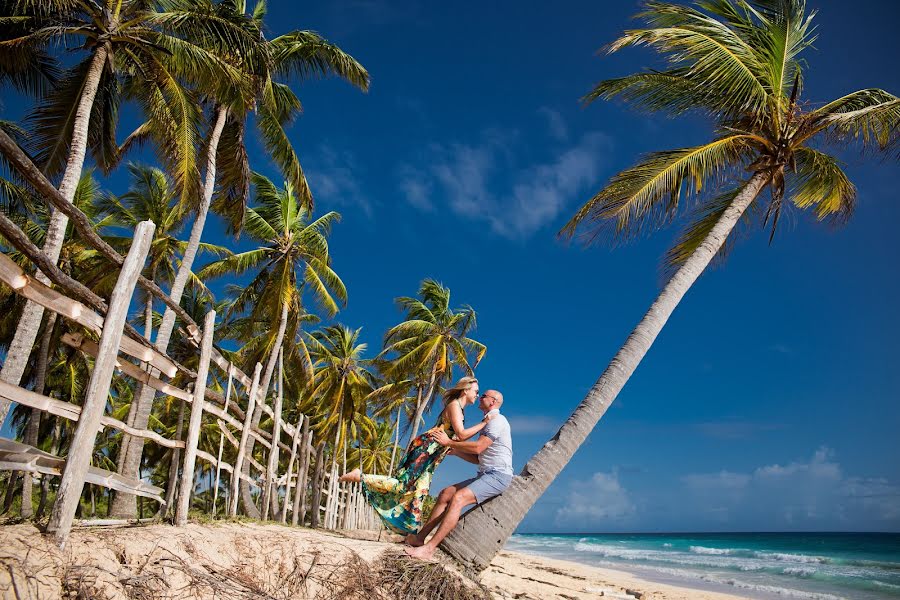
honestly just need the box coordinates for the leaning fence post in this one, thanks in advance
[262,347,284,521]
[47,221,155,548]
[212,362,234,516]
[175,309,216,526]
[282,412,304,524]
[293,418,311,526]
[229,363,262,517]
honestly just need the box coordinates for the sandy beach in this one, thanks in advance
[0,521,752,599]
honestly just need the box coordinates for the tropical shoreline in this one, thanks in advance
[486,548,753,600]
[0,520,758,599]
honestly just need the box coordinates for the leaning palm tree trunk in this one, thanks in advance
[441,172,769,571]
[111,105,229,518]
[0,47,109,428]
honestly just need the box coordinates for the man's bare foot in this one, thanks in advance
[404,545,435,560]
[339,468,361,483]
[404,533,424,547]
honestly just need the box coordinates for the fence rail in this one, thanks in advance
[0,227,381,545]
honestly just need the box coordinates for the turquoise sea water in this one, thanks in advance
[505,533,900,599]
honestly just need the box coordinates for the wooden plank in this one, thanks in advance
[229,363,262,517]
[216,421,265,473]
[0,252,180,378]
[176,310,216,526]
[48,221,155,547]
[0,379,184,450]
[62,332,192,402]
[0,439,164,503]
[0,129,203,346]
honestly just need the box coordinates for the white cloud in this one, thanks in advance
[555,470,636,527]
[398,130,611,239]
[679,447,900,528]
[537,107,568,141]
[305,145,372,216]
[507,415,559,435]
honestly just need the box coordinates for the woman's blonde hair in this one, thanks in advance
[443,376,478,405]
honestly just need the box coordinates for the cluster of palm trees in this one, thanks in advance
[0,0,487,521]
[0,0,896,574]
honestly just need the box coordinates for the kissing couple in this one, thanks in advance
[340,377,514,559]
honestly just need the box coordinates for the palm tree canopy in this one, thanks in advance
[2,0,265,207]
[564,0,898,269]
[383,279,486,383]
[212,0,370,231]
[306,324,378,450]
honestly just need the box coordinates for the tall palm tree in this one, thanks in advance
[306,325,377,474]
[197,173,346,516]
[381,279,486,444]
[96,163,230,335]
[114,0,368,518]
[0,0,259,425]
[441,0,898,570]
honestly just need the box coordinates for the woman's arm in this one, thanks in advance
[445,401,487,441]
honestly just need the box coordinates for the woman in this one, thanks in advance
[339,376,491,535]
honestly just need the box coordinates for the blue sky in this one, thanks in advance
[5,1,899,533]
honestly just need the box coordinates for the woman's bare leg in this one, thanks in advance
[339,468,361,483]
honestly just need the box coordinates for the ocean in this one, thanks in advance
[505,533,900,600]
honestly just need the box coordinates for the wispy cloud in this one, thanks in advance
[537,107,568,142]
[397,125,611,240]
[507,415,560,435]
[305,145,372,217]
[556,470,636,527]
[680,447,900,526]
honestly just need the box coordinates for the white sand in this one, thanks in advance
[0,521,750,599]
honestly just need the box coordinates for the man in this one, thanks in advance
[404,389,513,560]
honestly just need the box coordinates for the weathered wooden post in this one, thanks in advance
[262,348,284,521]
[211,362,234,516]
[47,221,155,547]
[229,363,262,517]
[309,441,325,529]
[281,412,304,524]
[293,419,311,526]
[175,309,216,526]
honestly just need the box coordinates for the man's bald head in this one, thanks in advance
[480,389,503,412]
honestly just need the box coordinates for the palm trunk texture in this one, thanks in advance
[440,172,769,572]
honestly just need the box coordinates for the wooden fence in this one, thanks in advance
[0,219,381,546]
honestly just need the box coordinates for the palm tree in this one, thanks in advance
[96,163,230,336]
[306,325,377,476]
[381,279,486,444]
[0,0,259,425]
[441,0,898,570]
[114,0,368,518]
[198,172,346,516]
[350,419,396,476]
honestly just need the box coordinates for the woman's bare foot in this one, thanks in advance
[404,533,424,547]
[339,468,361,483]
[404,544,435,560]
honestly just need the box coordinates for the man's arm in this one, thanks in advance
[450,448,480,464]
[431,430,493,455]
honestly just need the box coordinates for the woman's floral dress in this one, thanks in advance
[359,405,455,535]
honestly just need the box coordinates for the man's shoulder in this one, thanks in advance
[487,413,511,432]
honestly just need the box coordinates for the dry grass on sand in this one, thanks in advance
[0,521,489,600]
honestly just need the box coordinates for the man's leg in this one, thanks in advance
[405,483,459,546]
[405,487,476,560]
